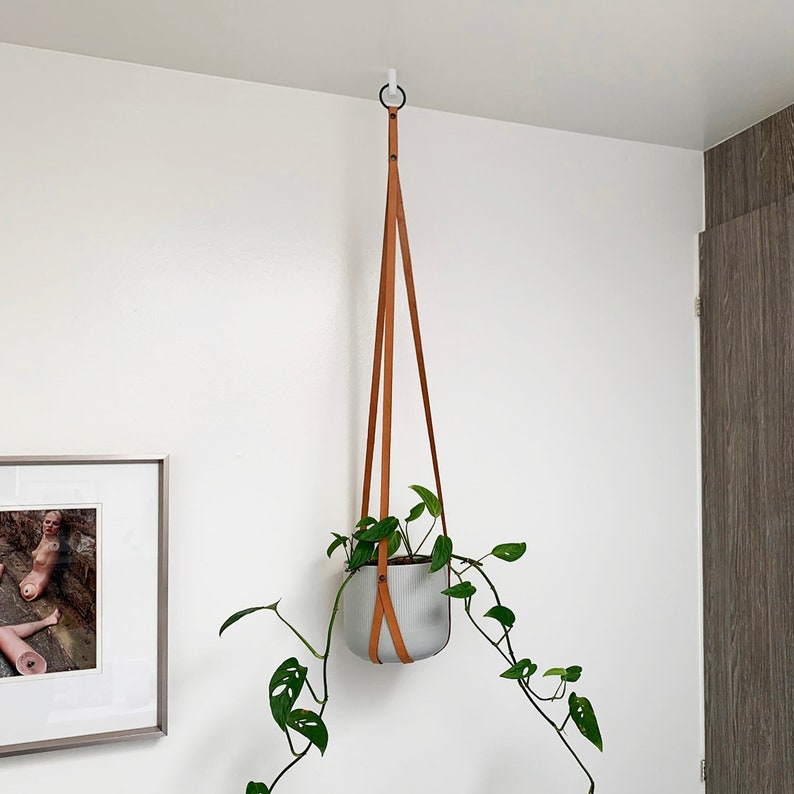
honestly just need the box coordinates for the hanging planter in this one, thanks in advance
[341,84,451,665]
[343,559,448,663]
[334,482,453,665]
[220,81,603,794]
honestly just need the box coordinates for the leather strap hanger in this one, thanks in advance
[360,91,448,664]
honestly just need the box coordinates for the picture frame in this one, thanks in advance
[0,455,168,757]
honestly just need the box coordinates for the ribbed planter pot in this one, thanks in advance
[343,560,450,663]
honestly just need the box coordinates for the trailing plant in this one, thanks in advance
[220,486,602,794]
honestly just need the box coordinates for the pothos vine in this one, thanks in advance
[220,485,602,794]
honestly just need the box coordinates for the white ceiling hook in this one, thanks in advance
[387,68,397,97]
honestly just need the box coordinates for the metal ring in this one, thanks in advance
[379,83,406,110]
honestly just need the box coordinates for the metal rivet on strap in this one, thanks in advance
[378,574,387,582]
[390,154,397,161]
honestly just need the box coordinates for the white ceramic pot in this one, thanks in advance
[343,560,450,663]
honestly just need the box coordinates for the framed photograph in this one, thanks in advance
[0,455,168,756]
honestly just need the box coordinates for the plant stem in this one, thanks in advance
[451,558,519,660]
[304,677,326,706]
[528,685,566,703]
[268,571,356,794]
[268,751,305,791]
[272,609,324,660]
[454,559,596,793]
[413,516,437,557]
[320,571,356,693]
[448,567,513,667]
[284,729,300,757]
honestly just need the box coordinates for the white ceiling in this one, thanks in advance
[2,0,794,150]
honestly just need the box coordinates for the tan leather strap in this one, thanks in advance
[395,173,452,652]
[368,537,412,663]
[359,203,389,521]
[395,174,447,538]
[363,104,447,664]
[367,108,412,664]
[379,108,398,521]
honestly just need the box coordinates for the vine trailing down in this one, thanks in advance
[220,485,603,794]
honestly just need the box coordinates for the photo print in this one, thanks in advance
[0,506,99,679]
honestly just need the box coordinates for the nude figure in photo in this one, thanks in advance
[19,510,63,601]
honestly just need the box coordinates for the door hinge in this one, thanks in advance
[695,296,702,317]
[700,758,707,782]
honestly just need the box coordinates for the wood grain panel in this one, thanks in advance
[700,194,794,792]
[705,104,794,229]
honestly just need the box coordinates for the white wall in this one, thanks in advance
[0,43,703,794]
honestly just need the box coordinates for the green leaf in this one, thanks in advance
[441,581,476,599]
[326,533,348,558]
[386,530,402,558]
[286,708,328,755]
[484,605,516,628]
[500,659,537,679]
[543,665,582,682]
[356,516,377,528]
[219,605,270,636]
[349,540,375,570]
[405,502,426,523]
[268,658,307,731]
[356,516,399,542]
[568,692,602,752]
[543,667,567,678]
[429,535,453,572]
[246,783,269,794]
[409,485,442,518]
[491,542,527,562]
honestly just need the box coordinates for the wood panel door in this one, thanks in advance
[700,195,794,792]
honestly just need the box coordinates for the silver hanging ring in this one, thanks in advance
[379,84,407,110]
